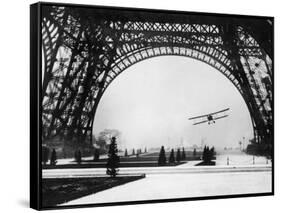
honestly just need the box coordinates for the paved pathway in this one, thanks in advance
[61,170,271,206]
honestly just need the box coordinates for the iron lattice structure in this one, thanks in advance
[41,6,273,147]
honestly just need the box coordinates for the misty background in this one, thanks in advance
[93,56,253,150]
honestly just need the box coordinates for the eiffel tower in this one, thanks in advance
[40,5,273,150]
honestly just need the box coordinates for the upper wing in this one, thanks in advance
[209,108,230,116]
[189,114,209,120]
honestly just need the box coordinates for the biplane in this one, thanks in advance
[189,108,230,125]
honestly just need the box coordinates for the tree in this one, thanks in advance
[158,146,167,166]
[193,148,197,157]
[210,146,215,159]
[75,150,82,164]
[132,148,135,155]
[106,137,120,177]
[202,146,207,162]
[50,149,57,166]
[202,146,215,164]
[169,149,175,163]
[42,146,50,165]
[96,136,107,152]
[124,149,128,157]
[181,147,186,160]
[176,148,181,162]
[93,149,100,161]
[205,146,210,163]
[95,129,122,154]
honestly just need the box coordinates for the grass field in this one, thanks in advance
[42,175,145,207]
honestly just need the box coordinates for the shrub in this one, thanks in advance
[181,147,186,160]
[74,150,82,164]
[124,149,128,157]
[158,146,167,166]
[42,146,50,165]
[93,149,100,162]
[193,148,197,157]
[50,149,57,166]
[169,149,175,163]
[176,148,181,162]
[106,137,120,177]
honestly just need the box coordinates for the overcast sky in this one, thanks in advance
[93,56,253,150]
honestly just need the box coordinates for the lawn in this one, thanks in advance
[42,175,145,207]
[196,161,216,166]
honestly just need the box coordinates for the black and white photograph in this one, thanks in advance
[30,1,273,210]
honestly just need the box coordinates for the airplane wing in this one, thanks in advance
[189,113,209,120]
[209,108,230,116]
[193,120,209,125]
[213,115,228,120]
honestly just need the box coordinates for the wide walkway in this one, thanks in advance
[62,170,271,206]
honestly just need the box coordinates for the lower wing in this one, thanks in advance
[213,115,228,120]
[193,120,209,125]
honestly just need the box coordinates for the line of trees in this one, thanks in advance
[42,146,57,166]
[159,146,187,165]
[43,146,83,166]
[123,147,148,157]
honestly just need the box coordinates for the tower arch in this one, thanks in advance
[40,5,273,148]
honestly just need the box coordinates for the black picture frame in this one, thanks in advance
[30,1,274,210]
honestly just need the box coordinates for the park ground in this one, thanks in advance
[42,149,272,206]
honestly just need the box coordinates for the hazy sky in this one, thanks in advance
[93,56,253,150]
